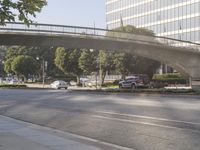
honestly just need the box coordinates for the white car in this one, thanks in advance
[85,80,100,87]
[50,80,68,89]
[8,79,21,85]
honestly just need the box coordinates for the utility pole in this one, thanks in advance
[36,57,46,87]
[42,59,45,87]
[99,57,102,89]
[93,21,96,35]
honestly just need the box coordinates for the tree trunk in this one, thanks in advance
[101,71,106,85]
[23,75,27,83]
[121,73,126,80]
[76,75,80,85]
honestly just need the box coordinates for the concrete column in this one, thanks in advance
[164,64,168,74]
[158,64,163,75]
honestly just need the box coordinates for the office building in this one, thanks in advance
[106,0,200,43]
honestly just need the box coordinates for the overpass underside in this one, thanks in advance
[0,32,200,80]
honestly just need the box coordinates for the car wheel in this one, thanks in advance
[65,87,68,90]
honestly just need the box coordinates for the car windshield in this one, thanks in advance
[0,1,199,150]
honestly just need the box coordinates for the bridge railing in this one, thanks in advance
[0,22,200,51]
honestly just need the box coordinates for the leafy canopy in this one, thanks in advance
[79,49,98,75]
[11,55,37,78]
[0,0,47,25]
[55,47,82,77]
[110,25,159,78]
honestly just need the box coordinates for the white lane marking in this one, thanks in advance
[95,111,200,126]
[61,131,136,150]
[92,115,183,130]
[107,100,200,110]
[0,104,10,108]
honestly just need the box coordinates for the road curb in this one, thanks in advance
[69,89,200,98]
[0,115,135,150]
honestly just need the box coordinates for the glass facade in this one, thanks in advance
[106,0,200,43]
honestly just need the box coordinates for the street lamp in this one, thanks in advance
[0,59,4,78]
[90,49,102,89]
[96,58,102,89]
[97,57,102,89]
[36,57,47,87]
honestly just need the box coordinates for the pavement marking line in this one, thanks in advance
[58,131,136,150]
[95,110,200,126]
[0,115,136,150]
[0,104,11,108]
[92,115,199,132]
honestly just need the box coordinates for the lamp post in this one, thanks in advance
[96,57,102,89]
[90,49,102,89]
[0,59,4,78]
[36,57,47,87]
[99,59,102,89]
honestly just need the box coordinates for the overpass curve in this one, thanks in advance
[0,22,200,79]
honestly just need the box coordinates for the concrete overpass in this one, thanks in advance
[0,22,200,80]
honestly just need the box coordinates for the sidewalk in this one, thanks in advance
[0,115,131,150]
[26,83,107,91]
[26,83,51,89]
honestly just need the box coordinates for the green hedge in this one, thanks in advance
[104,88,199,94]
[102,82,116,87]
[0,84,27,88]
[152,73,186,84]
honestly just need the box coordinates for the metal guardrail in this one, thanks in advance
[0,22,200,51]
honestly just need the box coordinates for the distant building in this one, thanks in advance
[106,0,200,73]
[106,0,200,43]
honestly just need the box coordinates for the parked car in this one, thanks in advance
[69,80,77,86]
[8,79,21,85]
[85,80,100,87]
[119,74,150,89]
[80,77,89,86]
[50,80,68,89]
[80,77,89,83]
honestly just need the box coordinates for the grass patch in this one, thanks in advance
[134,88,195,94]
[0,84,27,88]
[102,82,118,89]
[103,88,200,95]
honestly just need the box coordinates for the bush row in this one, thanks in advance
[102,82,117,87]
[152,73,187,84]
[0,84,27,88]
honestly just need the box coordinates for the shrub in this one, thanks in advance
[102,82,116,87]
[152,73,187,84]
[0,84,27,88]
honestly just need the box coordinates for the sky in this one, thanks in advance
[35,0,106,28]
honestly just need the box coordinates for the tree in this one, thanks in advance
[133,57,160,78]
[108,25,159,79]
[0,46,7,76]
[114,25,154,36]
[114,52,137,79]
[107,25,155,39]
[4,58,13,74]
[11,55,38,80]
[79,49,98,75]
[55,47,82,84]
[5,46,27,59]
[0,0,47,25]
[4,46,59,79]
[79,49,115,85]
[98,50,115,84]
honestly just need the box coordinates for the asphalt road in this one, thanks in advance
[0,89,199,150]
